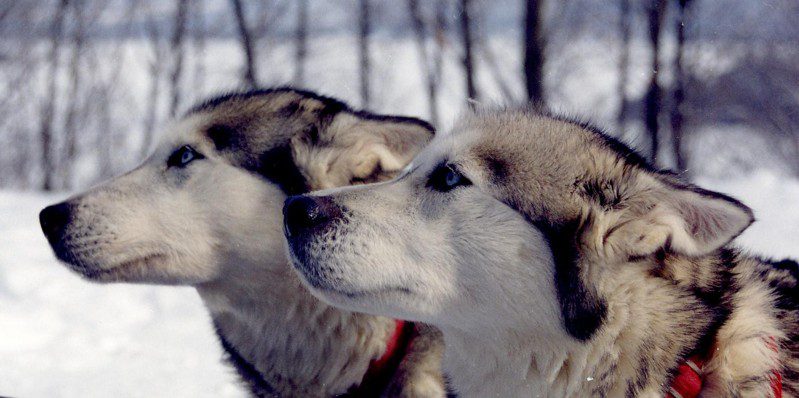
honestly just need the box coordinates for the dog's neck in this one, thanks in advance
[196,257,396,397]
[440,259,726,397]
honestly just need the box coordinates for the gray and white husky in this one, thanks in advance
[39,88,447,397]
[285,107,799,397]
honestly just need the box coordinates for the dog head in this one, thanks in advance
[284,107,753,339]
[40,88,433,285]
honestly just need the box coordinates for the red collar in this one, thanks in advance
[666,338,782,398]
[351,320,413,396]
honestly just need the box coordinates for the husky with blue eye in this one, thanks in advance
[39,88,448,398]
[284,107,799,397]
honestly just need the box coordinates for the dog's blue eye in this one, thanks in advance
[427,164,471,192]
[445,169,461,187]
[167,145,204,168]
[181,149,194,164]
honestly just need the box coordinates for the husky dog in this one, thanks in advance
[39,88,448,397]
[284,107,799,397]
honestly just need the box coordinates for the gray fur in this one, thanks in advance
[39,88,446,397]
[285,106,798,397]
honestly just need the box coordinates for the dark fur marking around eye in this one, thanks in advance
[207,124,238,151]
[482,153,509,182]
[426,162,471,192]
[187,86,434,197]
[256,145,308,195]
[535,219,607,341]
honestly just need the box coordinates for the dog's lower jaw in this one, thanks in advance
[195,263,404,397]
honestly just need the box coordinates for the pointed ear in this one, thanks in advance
[602,174,754,258]
[344,114,434,182]
[293,112,434,189]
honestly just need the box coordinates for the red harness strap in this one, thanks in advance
[666,355,706,398]
[666,338,782,398]
[350,320,413,396]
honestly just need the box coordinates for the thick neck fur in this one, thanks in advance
[442,248,790,397]
[196,255,395,397]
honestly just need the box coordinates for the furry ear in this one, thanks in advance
[602,174,754,258]
[345,115,434,182]
[292,112,434,189]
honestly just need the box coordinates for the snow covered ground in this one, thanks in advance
[1,5,797,394]
[0,192,246,397]
[1,170,797,397]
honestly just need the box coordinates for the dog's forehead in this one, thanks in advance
[412,127,479,171]
[463,112,601,174]
[451,109,647,222]
[153,113,214,154]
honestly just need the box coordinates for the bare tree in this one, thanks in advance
[671,0,691,174]
[472,2,515,102]
[459,0,478,101]
[168,0,190,117]
[616,0,631,133]
[524,0,545,103]
[141,4,167,158]
[477,38,516,102]
[94,39,129,179]
[192,0,207,97]
[644,0,666,164]
[39,0,69,191]
[294,0,308,86]
[358,0,371,107]
[230,0,258,88]
[60,0,87,189]
[433,0,447,104]
[407,0,440,125]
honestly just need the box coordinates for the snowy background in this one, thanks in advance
[1,0,798,396]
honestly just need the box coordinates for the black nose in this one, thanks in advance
[283,195,341,238]
[39,202,72,240]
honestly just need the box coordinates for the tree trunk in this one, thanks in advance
[523,0,545,103]
[61,0,86,189]
[97,85,113,179]
[358,0,371,108]
[230,0,258,88]
[459,0,478,101]
[192,0,207,97]
[90,33,127,179]
[644,0,666,165]
[39,0,69,191]
[294,0,308,86]
[671,0,690,175]
[168,0,190,117]
[408,0,439,126]
[616,0,631,133]
[433,0,446,106]
[479,36,516,101]
[142,11,165,158]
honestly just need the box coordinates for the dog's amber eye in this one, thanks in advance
[167,145,205,168]
[427,163,471,192]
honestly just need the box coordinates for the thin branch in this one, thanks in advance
[230,0,258,88]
